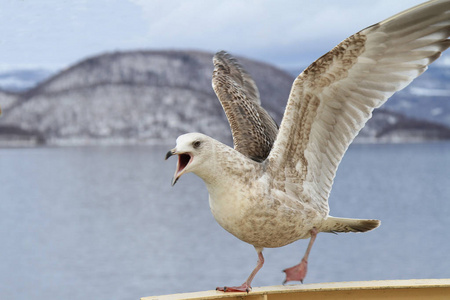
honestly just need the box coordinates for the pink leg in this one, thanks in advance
[216,247,264,293]
[283,228,318,284]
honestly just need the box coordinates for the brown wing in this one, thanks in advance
[212,51,278,162]
[266,0,450,210]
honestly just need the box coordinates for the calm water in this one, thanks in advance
[0,143,449,300]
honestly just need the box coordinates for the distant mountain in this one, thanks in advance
[383,63,450,126]
[0,50,449,146]
[356,109,450,143]
[0,68,57,92]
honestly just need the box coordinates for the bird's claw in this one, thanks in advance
[216,284,251,293]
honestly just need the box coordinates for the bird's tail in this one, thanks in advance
[321,216,380,233]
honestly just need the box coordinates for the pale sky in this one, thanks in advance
[0,0,441,72]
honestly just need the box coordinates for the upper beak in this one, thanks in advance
[165,149,175,160]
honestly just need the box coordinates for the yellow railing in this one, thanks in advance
[142,279,450,300]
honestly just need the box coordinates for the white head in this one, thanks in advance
[165,132,214,185]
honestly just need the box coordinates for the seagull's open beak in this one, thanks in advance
[165,148,193,186]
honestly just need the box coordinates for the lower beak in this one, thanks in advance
[171,174,180,186]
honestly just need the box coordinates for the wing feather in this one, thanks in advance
[267,0,450,211]
[212,51,278,162]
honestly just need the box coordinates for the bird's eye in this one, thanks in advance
[193,140,201,149]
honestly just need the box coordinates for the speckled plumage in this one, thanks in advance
[166,0,450,292]
[212,51,278,162]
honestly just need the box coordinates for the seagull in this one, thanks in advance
[165,0,450,293]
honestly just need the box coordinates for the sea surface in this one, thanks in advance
[0,143,449,300]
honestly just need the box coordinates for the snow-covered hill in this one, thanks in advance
[0,50,292,146]
[0,89,19,111]
[0,50,449,146]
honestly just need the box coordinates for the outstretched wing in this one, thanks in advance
[212,51,278,162]
[266,0,450,210]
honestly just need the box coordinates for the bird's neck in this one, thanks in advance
[194,141,261,192]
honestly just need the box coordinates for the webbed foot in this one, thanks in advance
[283,258,308,284]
